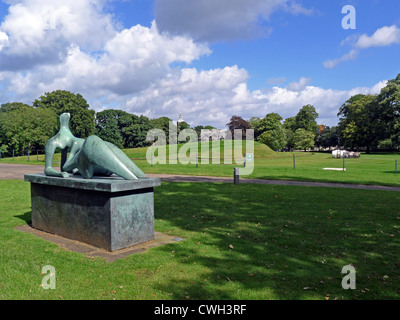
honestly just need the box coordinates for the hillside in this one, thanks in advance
[123,140,275,161]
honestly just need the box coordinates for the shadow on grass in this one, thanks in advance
[153,182,400,300]
[256,174,400,187]
[14,211,32,224]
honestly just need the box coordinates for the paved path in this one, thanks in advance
[2,163,400,192]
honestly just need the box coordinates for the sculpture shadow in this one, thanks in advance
[152,182,400,300]
[14,211,32,225]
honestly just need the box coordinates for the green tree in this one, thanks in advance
[293,128,315,151]
[248,116,262,140]
[257,113,287,150]
[0,105,58,156]
[283,117,297,151]
[178,121,191,132]
[317,125,339,150]
[124,115,153,148]
[150,116,175,144]
[95,109,124,148]
[33,90,95,138]
[376,73,400,148]
[338,94,379,152]
[95,109,153,148]
[294,104,319,137]
[226,115,251,139]
[0,102,31,113]
[194,125,215,137]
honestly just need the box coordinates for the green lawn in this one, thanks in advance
[1,179,400,300]
[2,142,400,187]
[127,142,400,187]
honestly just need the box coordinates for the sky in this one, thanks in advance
[0,0,399,129]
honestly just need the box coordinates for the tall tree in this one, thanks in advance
[257,113,287,150]
[337,94,379,152]
[33,90,95,138]
[95,109,124,148]
[294,104,319,136]
[293,128,315,151]
[95,109,153,148]
[248,116,262,140]
[376,73,400,148]
[226,115,251,139]
[150,116,175,144]
[0,102,31,113]
[316,125,339,150]
[124,115,153,148]
[283,117,297,151]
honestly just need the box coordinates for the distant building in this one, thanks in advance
[176,113,227,141]
[177,113,185,125]
[200,129,228,141]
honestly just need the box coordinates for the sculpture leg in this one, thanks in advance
[104,141,147,178]
[81,136,146,180]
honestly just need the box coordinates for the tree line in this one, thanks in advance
[1,73,399,157]
[0,90,221,157]
[0,90,191,157]
[227,73,400,153]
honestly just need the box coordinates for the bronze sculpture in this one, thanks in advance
[44,112,146,180]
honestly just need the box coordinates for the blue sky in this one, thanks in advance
[0,0,399,129]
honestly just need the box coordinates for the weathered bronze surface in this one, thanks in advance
[45,112,146,180]
[25,173,161,251]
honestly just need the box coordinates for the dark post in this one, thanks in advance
[196,152,198,168]
[28,150,30,162]
[234,167,239,185]
[293,154,295,169]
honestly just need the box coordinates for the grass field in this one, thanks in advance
[3,141,400,187]
[1,179,400,300]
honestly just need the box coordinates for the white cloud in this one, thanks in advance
[286,77,311,91]
[0,0,116,70]
[355,25,400,48]
[115,76,387,129]
[121,66,251,126]
[246,79,387,127]
[324,25,400,69]
[154,0,314,42]
[0,31,8,50]
[1,21,211,98]
[323,49,358,69]
[0,1,389,131]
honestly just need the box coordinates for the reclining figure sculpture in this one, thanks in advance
[44,112,147,180]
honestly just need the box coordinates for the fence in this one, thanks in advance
[0,149,48,162]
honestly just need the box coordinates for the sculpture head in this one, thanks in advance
[60,112,71,128]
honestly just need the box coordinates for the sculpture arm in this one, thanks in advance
[44,139,69,178]
[62,140,83,173]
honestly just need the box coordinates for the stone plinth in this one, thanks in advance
[24,173,161,252]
